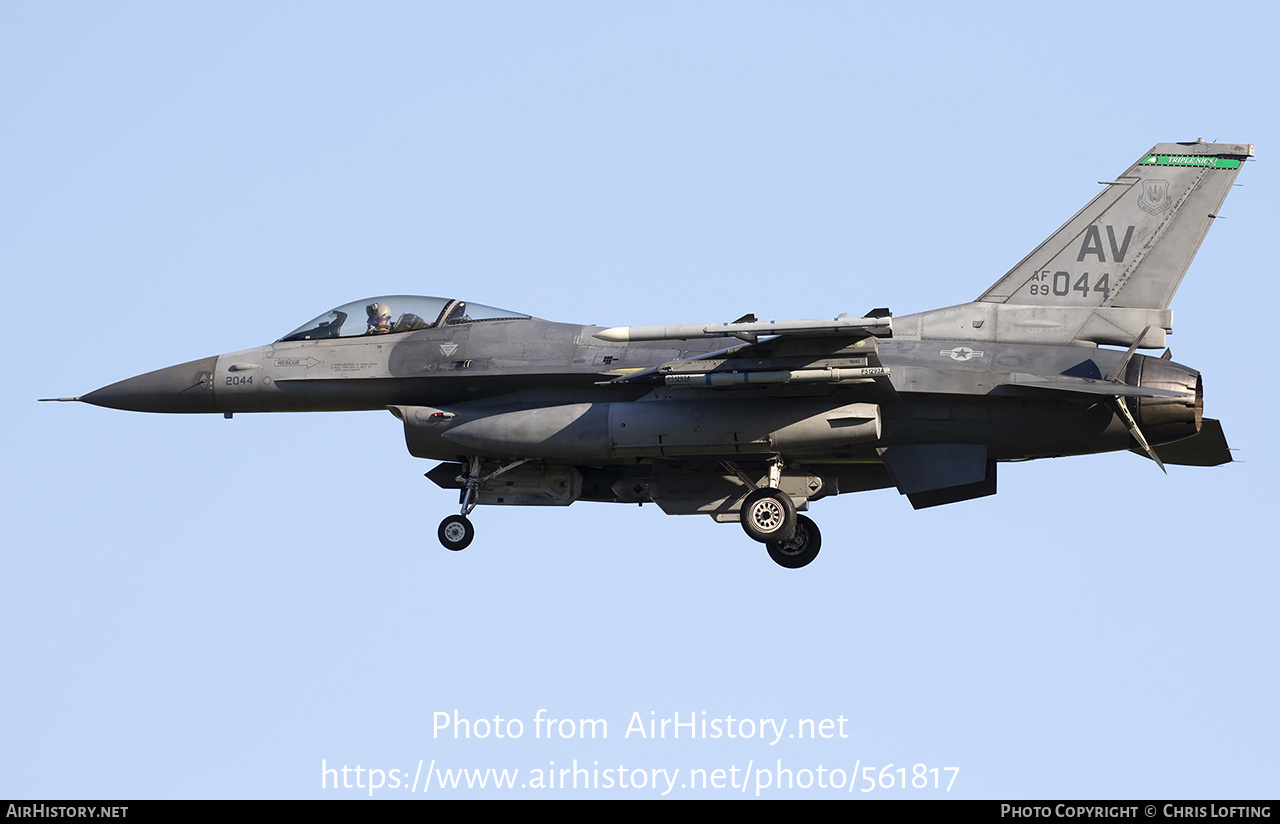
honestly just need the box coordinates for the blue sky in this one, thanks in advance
[3,1,1276,799]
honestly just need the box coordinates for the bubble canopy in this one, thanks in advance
[279,295,530,342]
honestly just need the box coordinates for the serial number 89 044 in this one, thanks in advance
[1028,270,1111,300]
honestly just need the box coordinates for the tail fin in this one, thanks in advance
[978,141,1252,310]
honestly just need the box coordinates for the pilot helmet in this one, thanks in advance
[366,303,392,324]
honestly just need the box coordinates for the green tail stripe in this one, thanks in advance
[1140,155,1243,169]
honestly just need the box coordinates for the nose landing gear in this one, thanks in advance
[435,456,531,551]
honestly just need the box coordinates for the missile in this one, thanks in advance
[593,314,891,343]
[661,367,890,386]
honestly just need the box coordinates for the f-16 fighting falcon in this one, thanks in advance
[46,141,1249,568]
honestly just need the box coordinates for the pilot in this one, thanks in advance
[366,303,393,334]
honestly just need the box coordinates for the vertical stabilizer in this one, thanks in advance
[978,141,1252,311]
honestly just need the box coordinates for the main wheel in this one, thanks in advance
[767,514,821,569]
[739,487,797,543]
[438,514,475,551]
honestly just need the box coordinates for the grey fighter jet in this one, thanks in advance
[48,141,1249,568]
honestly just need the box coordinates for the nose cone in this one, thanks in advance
[82,356,220,413]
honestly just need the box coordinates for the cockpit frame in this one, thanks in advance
[279,295,530,342]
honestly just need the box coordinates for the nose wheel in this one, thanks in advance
[438,514,475,551]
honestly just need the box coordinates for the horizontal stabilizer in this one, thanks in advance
[1135,418,1233,466]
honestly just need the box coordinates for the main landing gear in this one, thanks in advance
[765,514,822,569]
[739,488,822,569]
[739,487,797,543]
[733,459,822,569]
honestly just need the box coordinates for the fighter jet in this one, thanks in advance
[47,140,1248,568]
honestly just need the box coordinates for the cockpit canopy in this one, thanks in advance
[280,295,530,342]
